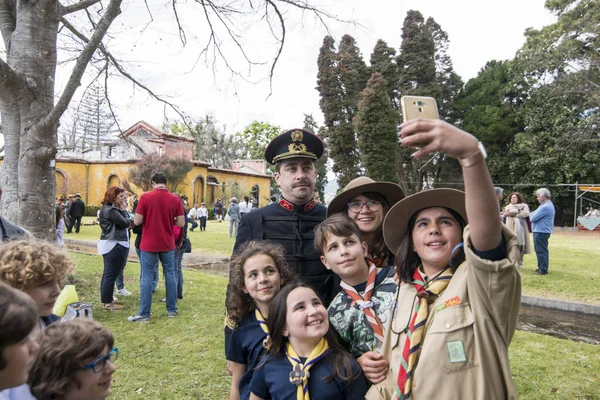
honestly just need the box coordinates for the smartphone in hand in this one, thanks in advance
[400,96,439,122]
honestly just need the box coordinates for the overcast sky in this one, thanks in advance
[51,0,556,135]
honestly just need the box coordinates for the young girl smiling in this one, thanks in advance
[249,281,368,400]
[366,119,521,399]
[226,241,296,400]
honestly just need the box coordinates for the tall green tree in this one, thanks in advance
[507,0,600,225]
[395,10,464,194]
[396,10,437,98]
[355,73,399,182]
[455,60,524,182]
[303,114,328,201]
[316,35,361,187]
[369,39,399,108]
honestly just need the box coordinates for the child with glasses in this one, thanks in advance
[29,319,117,400]
[314,214,396,384]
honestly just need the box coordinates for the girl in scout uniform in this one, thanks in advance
[366,119,521,400]
[226,241,297,400]
[249,281,368,400]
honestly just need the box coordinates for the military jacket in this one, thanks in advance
[232,198,334,303]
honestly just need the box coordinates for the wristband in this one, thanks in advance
[458,150,485,168]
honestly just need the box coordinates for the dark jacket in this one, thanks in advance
[99,204,130,241]
[70,198,85,218]
[232,198,333,301]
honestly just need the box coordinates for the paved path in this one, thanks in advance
[65,239,230,276]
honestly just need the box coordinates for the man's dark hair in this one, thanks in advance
[244,195,249,202]
[151,172,167,185]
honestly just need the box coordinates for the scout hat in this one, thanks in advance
[264,129,324,165]
[327,177,405,217]
[383,188,467,255]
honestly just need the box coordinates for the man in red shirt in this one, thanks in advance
[128,172,185,322]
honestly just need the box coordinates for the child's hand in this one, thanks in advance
[357,351,389,383]
[399,119,479,161]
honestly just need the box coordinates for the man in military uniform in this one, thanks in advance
[224,129,334,354]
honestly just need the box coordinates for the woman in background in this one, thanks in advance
[502,192,531,269]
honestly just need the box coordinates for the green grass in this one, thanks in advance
[520,231,600,305]
[70,253,600,399]
[72,221,600,304]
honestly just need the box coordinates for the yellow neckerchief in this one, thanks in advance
[286,338,330,400]
[255,307,271,349]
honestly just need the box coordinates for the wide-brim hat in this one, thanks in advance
[327,177,405,217]
[264,129,324,165]
[383,188,467,255]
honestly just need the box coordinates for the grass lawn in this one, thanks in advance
[70,253,600,399]
[72,219,600,304]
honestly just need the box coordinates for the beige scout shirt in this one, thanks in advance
[366,225,521,400]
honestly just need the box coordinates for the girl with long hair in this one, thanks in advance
[226,241,296,400]
[249,281,368,400]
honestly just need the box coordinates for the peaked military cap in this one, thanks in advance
[264,129,324,165]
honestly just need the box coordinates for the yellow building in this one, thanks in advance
[51,121,272,207]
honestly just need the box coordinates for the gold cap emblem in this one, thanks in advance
[291,130,303,142]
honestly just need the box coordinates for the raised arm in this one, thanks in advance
[399,119,502,251]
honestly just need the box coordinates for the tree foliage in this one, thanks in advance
[238,121,281,160]
[316,34,366,187]
[369,40,399,108]
[167,117,243,169]
[302,114,328,201]
[355,73,399,182]
[395,11,463,194]
[128,153,193,194]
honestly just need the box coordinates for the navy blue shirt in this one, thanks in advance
[226,312,267,400]
[250,351,368,400]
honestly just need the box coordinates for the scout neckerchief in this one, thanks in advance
[339,262,384,347]
[396,267,453,400]
[286,338,330,400]
[255,307,272,349]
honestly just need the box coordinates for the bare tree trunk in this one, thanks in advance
[0,0,122,239]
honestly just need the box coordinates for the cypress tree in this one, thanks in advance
[302,113,328,201]
[355,73,399,182]
[370,39,399,108]
[316,35,365,187]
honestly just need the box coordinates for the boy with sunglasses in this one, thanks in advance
[314,213,397,384]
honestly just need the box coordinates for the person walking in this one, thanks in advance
[227,198,241,238]
[128,172,185,322]
[530,188,555,275]
[67,194,85,233]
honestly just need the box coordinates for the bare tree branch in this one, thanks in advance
[264,0,285,97]
[103,60,123,134]
[0,0,16,50]
[60,17,192,128]
[171,0,187,46]
[45,0,122,126]
[60,0,103,15]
